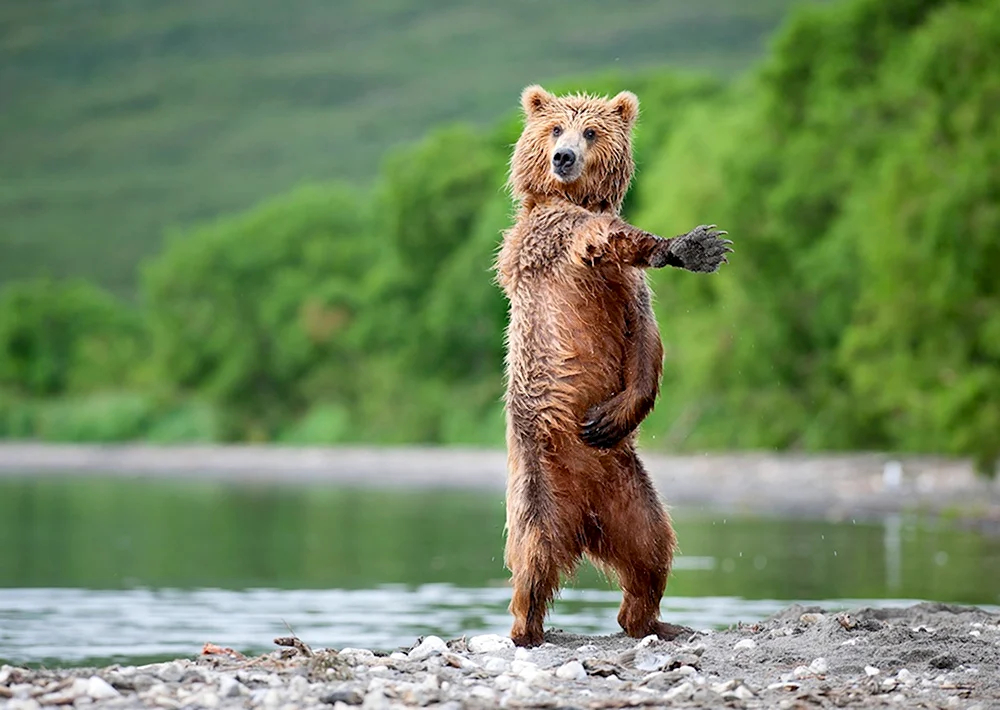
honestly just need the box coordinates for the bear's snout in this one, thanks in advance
[552,146,582,182]
[553,148,576,172]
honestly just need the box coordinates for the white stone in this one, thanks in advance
[469,686,496,701]
[865,665,881,677]
[494,673,513,690]
[732,684,756,700]
[575,644,599,655]
[4,700,41,710]
[260,688,283,708]
[483,657,509,674]
[468,634,514,654]
[791,666,811,680]
[409,636,448,660]
[514,647,532,661]
[288,675,311,694]
[663,681,694,701]
[219,675,247,698]
[677,665,698,676]
[157,662,185,683]
[809,657,829,675]
[895,669,914,685]
[512,680,534,698]
[85,676,120,700]
[443,652,478,670]
[511,660,548,684]
[799,612,825,624]
[555,660,586,681]
[733,639,756,651]
[636,634,659,648]
[634,649,671,672]
[389,652,408,660]
[191,691,220,709]
[362,689,390,710]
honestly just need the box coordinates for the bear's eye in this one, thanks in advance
[551,125,563,138]
[583,128,597,141]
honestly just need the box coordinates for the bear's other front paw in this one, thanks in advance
[580,401,634,449]
[669,224,733,273]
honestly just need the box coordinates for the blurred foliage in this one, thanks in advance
[0,0,997,474]
[0,0,825,294]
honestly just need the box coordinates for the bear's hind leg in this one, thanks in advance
[505,450,583,647]
[588,448,692,641]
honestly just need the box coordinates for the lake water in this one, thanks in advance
[1,476,998,667]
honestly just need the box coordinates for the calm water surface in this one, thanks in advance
[0,476,997,667]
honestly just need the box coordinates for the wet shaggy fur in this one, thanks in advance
[495,85,732,648]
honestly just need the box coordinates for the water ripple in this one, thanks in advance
[0,586,934,666]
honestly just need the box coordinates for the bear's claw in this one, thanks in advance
[669,224,733,273]
[580,405,633,449]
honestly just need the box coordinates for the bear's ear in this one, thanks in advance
[521,85,554,118]
[610,91,639,128]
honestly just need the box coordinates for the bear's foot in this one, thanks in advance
[511,626,546,648]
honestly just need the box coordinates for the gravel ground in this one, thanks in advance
[3,603,998,709]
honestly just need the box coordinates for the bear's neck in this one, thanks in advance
[524,192,619,215]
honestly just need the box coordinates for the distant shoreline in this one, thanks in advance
[1,443,997,524]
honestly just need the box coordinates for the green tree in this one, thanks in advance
[143,184,375,440]
[0,279,145,397]
[840,0,1000,474]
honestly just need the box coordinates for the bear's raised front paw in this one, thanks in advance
[580,401,634,449]
[669,224,733,273]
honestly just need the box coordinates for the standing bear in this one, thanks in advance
[495,85,732,647]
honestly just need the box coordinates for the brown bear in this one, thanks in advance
[495,85,732,648]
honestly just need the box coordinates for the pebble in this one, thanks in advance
[467,634,514,654]
[483,656,509,674]
[85,676,120,699]
[321,687,364,705]
[809,657,829,675]
[215,675,244,698]
[5,700,41,710]
[555,660,587,681]
[799,612,825,624]
[663,681,694,701]
[468,685,496,701]
[0,605,992,709]
[156,662,185,683]
[634,648,671,671]
[408,636,448,660]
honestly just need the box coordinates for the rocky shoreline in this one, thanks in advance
[3,603,998,709]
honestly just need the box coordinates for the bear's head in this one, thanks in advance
[509,85,639,212]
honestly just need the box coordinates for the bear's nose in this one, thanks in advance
[552,148,576,171]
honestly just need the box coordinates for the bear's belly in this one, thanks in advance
[506,276,631,421]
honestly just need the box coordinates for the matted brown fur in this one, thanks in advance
[495,85,731,647]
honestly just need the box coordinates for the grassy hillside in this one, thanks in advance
[1,0,827,293]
